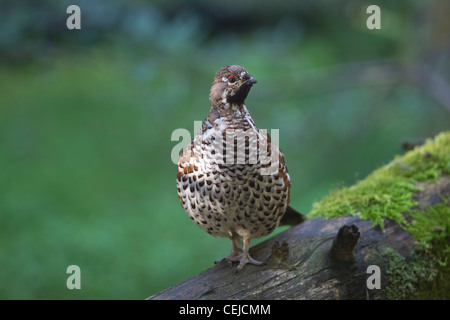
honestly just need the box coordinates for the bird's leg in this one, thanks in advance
[235,236,264,273]
[215,234,242,264]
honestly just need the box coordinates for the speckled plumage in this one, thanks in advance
[177,65,292,271]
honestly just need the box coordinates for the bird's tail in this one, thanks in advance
[279,205,306,226]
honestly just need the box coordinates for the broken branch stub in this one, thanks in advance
[330,224,360,262]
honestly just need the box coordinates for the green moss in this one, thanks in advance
[309,131,450,229]
[406,200,450,299]
[407,199,450,245]
[383,201,450,300]
[308,131,450,299]
[393,133,450,182]
[309,174,416,229]
[382,247,437,300]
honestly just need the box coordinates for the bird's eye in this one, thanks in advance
[228,75,237,83]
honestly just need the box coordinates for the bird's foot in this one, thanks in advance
[234,252,265,273]
[215,248,243,265]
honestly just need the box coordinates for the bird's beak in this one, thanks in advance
[244,76,257,86]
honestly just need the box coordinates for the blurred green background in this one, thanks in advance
[0,0,449,299]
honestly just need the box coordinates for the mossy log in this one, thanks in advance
[150,133,450,300]
[148,175,449,300]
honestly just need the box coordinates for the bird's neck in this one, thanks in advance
[208,101,251,122]
[203,101,256,135]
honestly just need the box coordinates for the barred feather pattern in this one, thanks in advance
[177,109,290,240]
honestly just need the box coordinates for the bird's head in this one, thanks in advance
[209,65,257,107]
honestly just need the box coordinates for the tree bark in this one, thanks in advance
[148,176,449,300]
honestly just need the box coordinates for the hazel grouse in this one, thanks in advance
[177,65,304,272]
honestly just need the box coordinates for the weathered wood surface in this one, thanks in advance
[148,176,449,300]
